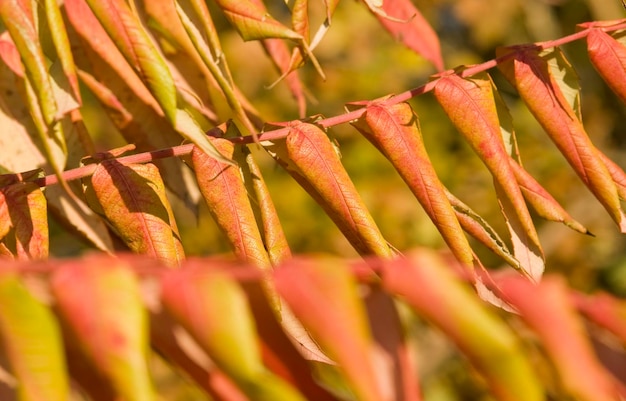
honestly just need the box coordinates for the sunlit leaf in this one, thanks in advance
[350,101,475,270]
[381,250,544,401]
[0,182,48,260]
[51,257,155,401]
[0,273,69,401]
[275,256,388,401]
[497,45,626,232]
[214,0,302,41]
[585,27,626,106]
[434,71,543,280]
[234,144,292,266]
[265,121,393,258]
[510,161,589,234]
[191,137,271,269]
[88,160,184,265]
[363,0,444,70]
[291,0,310,42]
[498,275,620,401]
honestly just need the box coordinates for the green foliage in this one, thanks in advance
[1,0,626,400]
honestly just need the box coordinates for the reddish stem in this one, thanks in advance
[22,20,626,188]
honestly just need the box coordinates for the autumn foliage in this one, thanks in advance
[1,0,626,400]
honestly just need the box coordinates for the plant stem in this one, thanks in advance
[23,20,626,189]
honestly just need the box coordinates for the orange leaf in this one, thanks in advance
[51,257,155,400]
[265,121,393,258]
[351,101,475,270]
[88,160,184,265]
[0,182,48,260]
[192,138,272,269]
[275,257,388,401]
[364,0,443,71]
[434,72,543,280]
[497,46,626,232]
[586,28,626,106]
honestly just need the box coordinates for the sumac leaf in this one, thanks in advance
[234,144,292,266]
[497,46,626,231]
[499,275,620,401]
[0,273,69,401]
[275,257,388,401]
[381,250,544,401]
[1,182,48,260]
[214,0,302,41]
[434,72,543,280]
[265,121,392,258]
[350,101,475,270]
[585,27,626,106]
[510,161,589,234]
[161,268,306,400]
[88,160,184,265]
[363,0,443,71]
[51,257,155,401]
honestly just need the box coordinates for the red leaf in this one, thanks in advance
[363,0,443,71]
[266,121,393,258]
[192,138,272,269]
[351,101,475,270]
[499,275,621,401]
[434,72,543,280]
[497,46,626,232]
[586,28,626,106]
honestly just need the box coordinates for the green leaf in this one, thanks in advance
[0,273,69,401]
[265,121,393,258]
[161,268,306,401]
[88,160,184,265]
[51,257,155,401]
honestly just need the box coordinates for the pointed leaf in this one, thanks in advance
[434,72,543,279]
[381,250,544,401]
[350,101,475,270]
[446,189,520,269]
[586,28,626,106]
[234,144,292,266]
[497,46,626,231]
[261,39,307,117]
[275,257,387,401]
[265,122,392,258]
[498,275,620,401]
[88,160,184,264]
[1,182,48,260]
[291,0,310,42]
[510,161,589,234]
[214,0,302,41]
[191,138,272,269]
[363,0,443,70]
[161,268,306,401]
[0,0,56,125]
[0,273,69,401]
[51,257,155,401]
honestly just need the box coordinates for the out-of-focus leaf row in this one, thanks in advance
[0,250,624,400]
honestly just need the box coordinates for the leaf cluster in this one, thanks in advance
[1,0,626,400]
